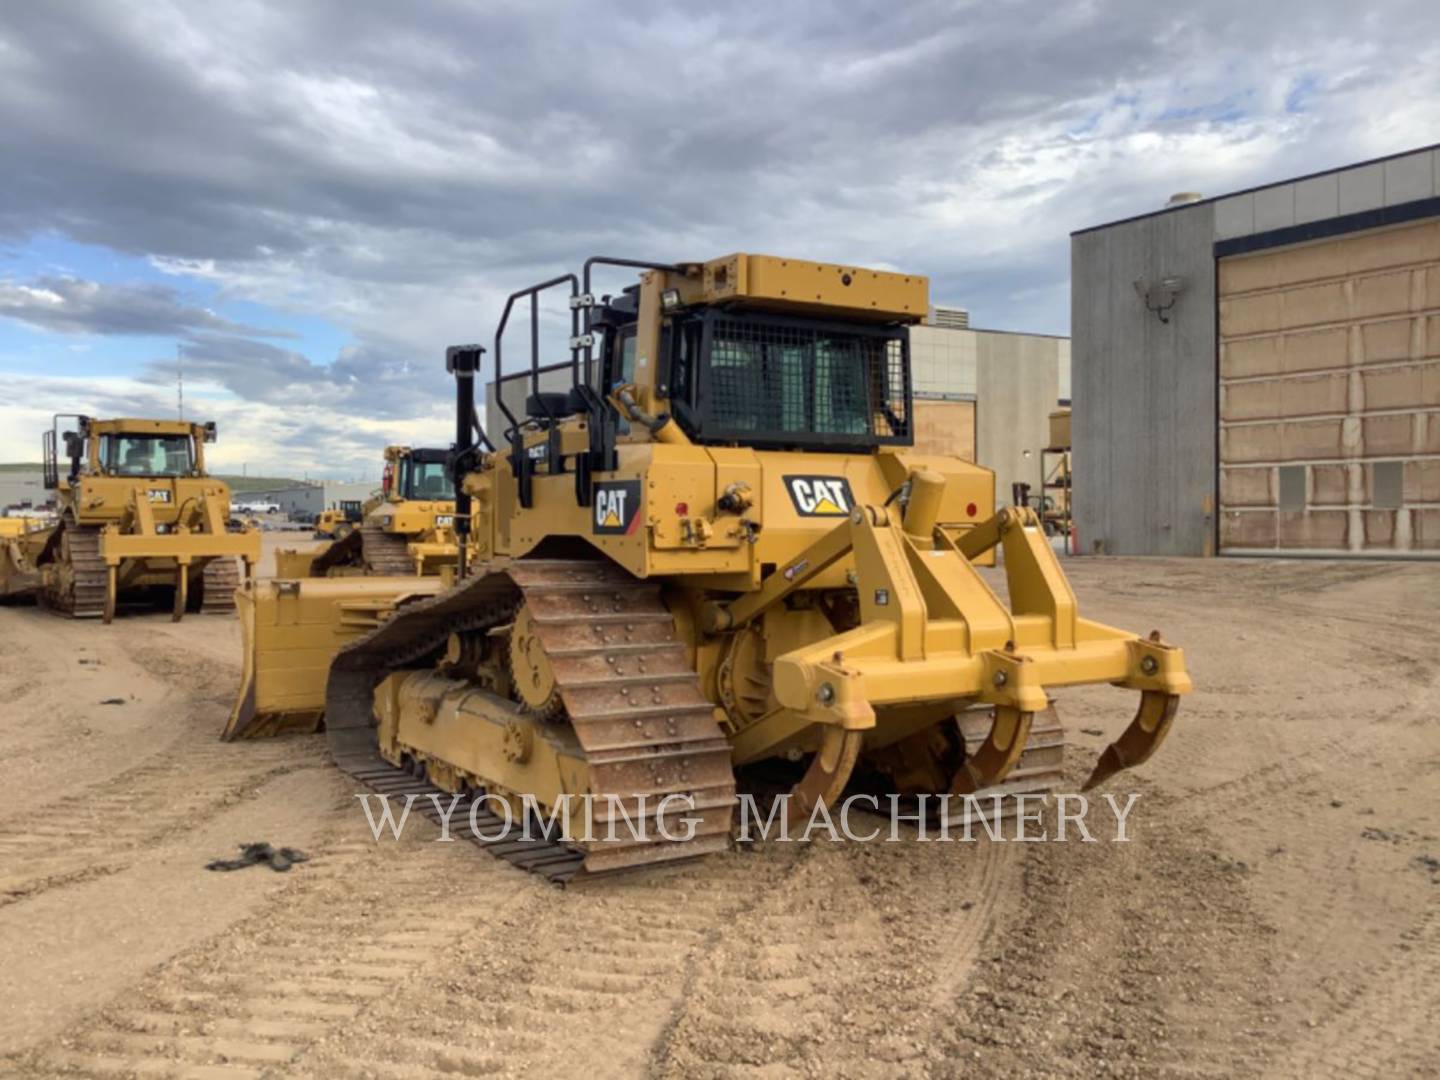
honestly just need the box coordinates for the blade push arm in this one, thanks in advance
[717,471,1191,798]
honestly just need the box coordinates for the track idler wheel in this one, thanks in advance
[508,605,562,720]
[949,705,1033,796]
[1082,690,1180,791]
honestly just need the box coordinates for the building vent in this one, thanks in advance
[1166,192,1204,207]
[929,306,970,329]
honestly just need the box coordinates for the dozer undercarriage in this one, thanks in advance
[283,522,418,578]
[226,252,1192,882]
[29,519,252,621]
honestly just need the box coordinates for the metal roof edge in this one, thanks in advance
[1069,141,1440,238]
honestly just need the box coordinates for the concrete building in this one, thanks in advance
[911,307,1071,507]
[1073,143,1440,558]
[484,307,1071,509]
[0,470,50,513]
[236,480,379,520]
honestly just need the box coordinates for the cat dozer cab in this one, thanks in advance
[275,447,458,578]
[227,254,1191,881]
[0,416,259,622]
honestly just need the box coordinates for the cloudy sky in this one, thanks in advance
[1,1,1437,477]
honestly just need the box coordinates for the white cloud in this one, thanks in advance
[0,371,448,478]
[0,1,1438,473]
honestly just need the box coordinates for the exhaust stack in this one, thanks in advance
[445,344,486,578]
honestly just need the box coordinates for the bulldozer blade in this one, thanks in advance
[1082,690,1180,791]
[0,540,41,600]
[222,575,445,741]
[950,706,1034,796]
[310,528,363,576]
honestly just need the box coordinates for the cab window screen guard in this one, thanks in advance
[106,434,194,476]
[403,457,455,500]
[676,310,911,449]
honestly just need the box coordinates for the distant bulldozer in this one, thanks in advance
[313,499,365,541]
[275,446,458,578]
[0,415,259,622]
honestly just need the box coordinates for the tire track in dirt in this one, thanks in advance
[0,615,195,804]
[288,846,793,1079]
[1181,698,1440,1076]
[5,811,535,1079]
[0,735,319,908]
[1100,562,1440,1080]
[0,614,302,908]
[929,800,1280,1079]
[922,840,1025,1011]
[651,833,1022,1077]
[1154,731,1354,815]
[1143,609,1436,822]
[1264,904,1440,1080]
[0,610,71,708]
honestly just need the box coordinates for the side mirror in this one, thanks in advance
[63,432,83,458]
[203,421,218,443]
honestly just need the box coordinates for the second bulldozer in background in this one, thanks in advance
[0,415,258,622]
[277,446,459,577]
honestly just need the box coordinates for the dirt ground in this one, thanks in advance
[0,540,1436,1079]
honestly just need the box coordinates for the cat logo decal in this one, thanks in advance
[593,480,642,535]
[784,476,854,517]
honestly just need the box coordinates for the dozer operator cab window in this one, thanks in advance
[664,311,911,451]
[614,329,637,388]
[602,326,668,436]
[102,434,195,477]
[601,328,640,435]
[401,458,454,501]
[602,325,671,394]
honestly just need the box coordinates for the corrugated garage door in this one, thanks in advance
[1218,218,1440,555]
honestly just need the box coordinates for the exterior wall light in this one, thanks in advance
[1133,276,1186,323]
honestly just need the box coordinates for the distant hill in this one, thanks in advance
[1,463,308,493]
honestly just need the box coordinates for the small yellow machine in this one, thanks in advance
[227,254,1190,881]
[0,416,259,621]
[275,446,457,578]
[313,499,365,540]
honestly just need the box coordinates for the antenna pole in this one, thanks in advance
[176,344,185,420]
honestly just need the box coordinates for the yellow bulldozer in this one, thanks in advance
[0,416,259,622]
[275,446,458,578]
[226,254,1191,881]
[313,499,365,540]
